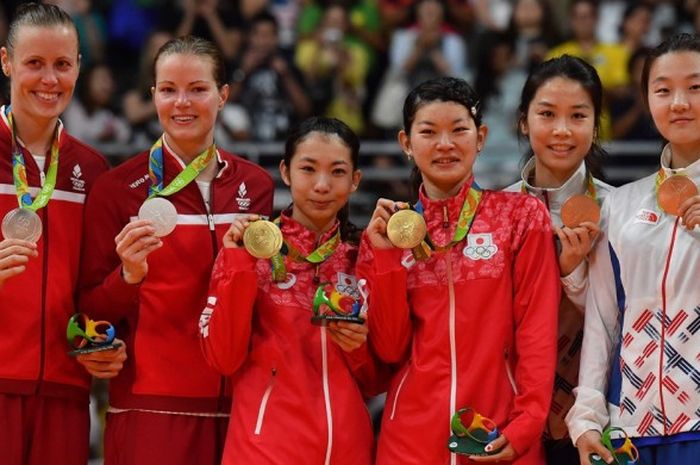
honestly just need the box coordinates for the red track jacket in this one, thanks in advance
[358,179,560,465]
[79,146,273,413]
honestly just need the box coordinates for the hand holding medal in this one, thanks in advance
[656,173,700,229]
[0,238,38,286]
[366,198,403,250]
[115,219,163,284]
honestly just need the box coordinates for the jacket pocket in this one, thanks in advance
[504,349,518,395]
[389,366,410,420]
[254,368,276,435]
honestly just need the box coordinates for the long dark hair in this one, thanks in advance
[517,54,606,179]
[402,76,483,200]
[283,116,361,244]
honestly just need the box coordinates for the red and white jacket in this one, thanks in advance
[78,145,273,413]
[358,179,561,465]
[0,109,109,401]
[200,214,383,465]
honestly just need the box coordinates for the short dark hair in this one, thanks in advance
[641,33,700,109]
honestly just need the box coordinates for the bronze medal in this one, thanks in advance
[561,195,601,228]
[657,175,698,216]
[387,209,427,249]
[243,220,283,259]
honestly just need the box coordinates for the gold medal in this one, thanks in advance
[657,175,698,216]
[243,220,283,259]
[387,209,427,249]
[561,195,601,228]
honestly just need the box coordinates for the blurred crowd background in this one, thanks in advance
[1,0,697,214]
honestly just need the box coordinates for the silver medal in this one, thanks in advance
[138,197,178,237]
[1,208,43,243]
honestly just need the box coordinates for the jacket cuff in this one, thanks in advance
[560,261,587,291]
[106,266,140,306]
[565,386,609,446]
[372,247,404,273]
[222,247,258,272]
[501,413,541,456]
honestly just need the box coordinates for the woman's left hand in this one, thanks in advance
[75,338,127,379]
[679,194,700,230]
[469,435,518,462]
[327,320,368,353]
[554,221,600,276]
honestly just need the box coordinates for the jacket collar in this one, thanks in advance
[162,133,223,181]
[519,157,588,211]
[418,177,475,247]
[279,210,341,257]
[660,144,700,185]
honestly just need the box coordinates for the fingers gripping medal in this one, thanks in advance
[243,220,284,259]
[560,194,601,228]
[66,313,122,356]
[657,175,698,216]
[589,427,639,465]
[447,407,503,456]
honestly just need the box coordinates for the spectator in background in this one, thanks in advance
[47,0,107,67]
[239,0,302,52]
[230,11,311,142]
[507,0,560,73]
[387,0,466,89]
[610,47,659,141]
[618,3,652,53]
[122,30,173,147]
[162,0,243,64]
[63,63,131,148]
[472,0,513,32]
[296,3,370,133]
[105,0,164,75]
[0,5,7,106]
[546,0,629,139]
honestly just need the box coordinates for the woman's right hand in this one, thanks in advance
[222,214,260,249]
[576,430,614,465]
[0,239,38,287]
[115,219,162,284]
[366,198,399,250]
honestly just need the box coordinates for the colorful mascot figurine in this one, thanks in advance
[310,278,368,326]
[66,313,121,356]
[589,427,639,465]
[447,407,502,456]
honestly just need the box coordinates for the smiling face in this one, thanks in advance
[521,76,595,186]
[0,24,79,125]
[400,100,487,199]
[280,131,361,233]
[153,53,228,157]
[647,51,700,159]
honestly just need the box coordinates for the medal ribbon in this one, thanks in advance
[4,106,61,211]
[411,182,483,260]
[269,217,341,282]
[520,173,598,204]
[654,167,694,213]
[147,136,216,198]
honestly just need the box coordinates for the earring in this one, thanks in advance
[405,150,413,161]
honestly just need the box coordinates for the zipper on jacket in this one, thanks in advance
[504,349,518,395]
[37,207,49,393]
[254,368,276,435]
[447,251,457,465]
[442,205,449,229]
[320,327,333,465]
[390,366,410,420]
[658,218,680,435]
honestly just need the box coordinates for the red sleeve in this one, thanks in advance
[199,247,259,375]
[357,235,412,364]
[501,196,560,455]
[78,171,140,322]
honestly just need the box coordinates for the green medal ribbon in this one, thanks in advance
[412,182,483,260]
[4,105,61,211]
[269,217,341,282]
[147,136,217,198]
[520,173,599,204]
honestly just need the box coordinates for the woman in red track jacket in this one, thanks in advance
[0,5,123,465]
[78,37,273,465]
[360,77,560,465]
[200,117,381,465]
